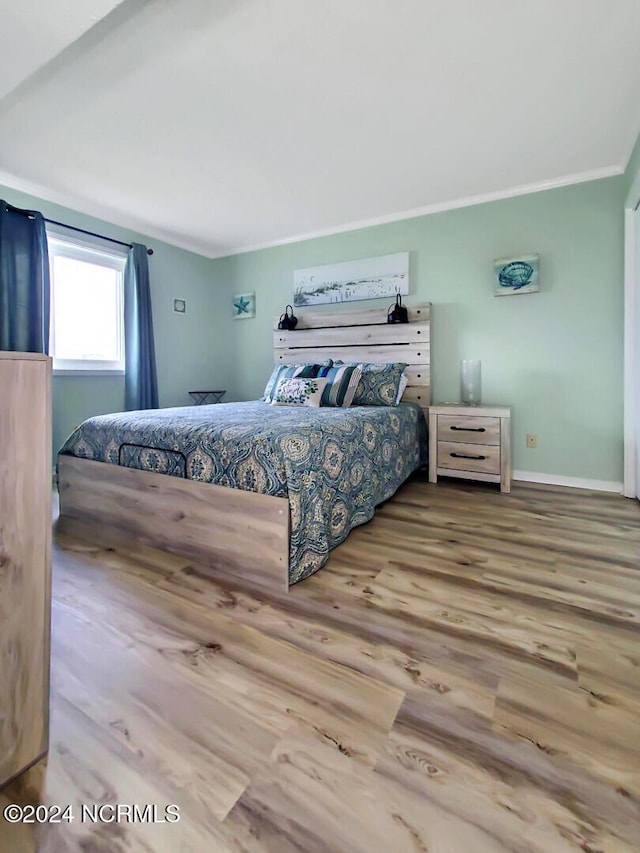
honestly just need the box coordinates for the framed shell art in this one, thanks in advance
[494,255,539,296]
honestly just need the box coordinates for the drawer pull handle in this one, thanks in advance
[450,452,486,460]
[450,425,486,432]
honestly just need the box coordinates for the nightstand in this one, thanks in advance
[428,404,512,493]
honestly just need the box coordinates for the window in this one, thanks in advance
[48,234,126,374]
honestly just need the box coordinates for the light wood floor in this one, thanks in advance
[2,476,640,852]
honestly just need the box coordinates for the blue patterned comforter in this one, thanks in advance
[59,401,427,583]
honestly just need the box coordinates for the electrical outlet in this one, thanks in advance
[526,433,537,448]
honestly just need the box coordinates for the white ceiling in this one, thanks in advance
[1,0,639,258]
[0,1,123,101]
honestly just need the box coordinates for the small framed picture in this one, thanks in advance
[232,291,256,319]
[494,255,540,296]
[173,298,187,314]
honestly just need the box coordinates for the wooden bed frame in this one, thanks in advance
[57,302,431,590]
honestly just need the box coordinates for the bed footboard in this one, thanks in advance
[56,455,291,591]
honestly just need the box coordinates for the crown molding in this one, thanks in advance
[209,164,624,259]
[0,169,216,258]
[0,163,624,261]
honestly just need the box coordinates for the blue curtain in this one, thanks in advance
[124,242,158,410]
[0,200,50,353]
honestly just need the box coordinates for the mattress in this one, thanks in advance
[59,400,427,583]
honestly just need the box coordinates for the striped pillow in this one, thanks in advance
[317,362,363,407]
[262,363,319,402]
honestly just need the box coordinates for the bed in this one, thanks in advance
[57,302,431,589]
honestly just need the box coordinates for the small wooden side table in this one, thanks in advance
[428,404,512,493]
[188,390,226,405]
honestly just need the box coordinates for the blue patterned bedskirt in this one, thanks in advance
[59,401,427,583]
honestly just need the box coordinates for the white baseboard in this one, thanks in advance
[513,470,623,494]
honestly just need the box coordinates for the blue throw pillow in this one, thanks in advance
[351,362,408,406]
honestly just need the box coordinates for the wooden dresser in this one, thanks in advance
[0,352,51,788]
[428,404,512,493]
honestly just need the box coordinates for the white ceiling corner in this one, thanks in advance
[0,0,639,258]
[0,0,124,101]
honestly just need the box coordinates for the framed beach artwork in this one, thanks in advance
[494,255,540,296]
[293,252,409,306]
[232,292,256,319]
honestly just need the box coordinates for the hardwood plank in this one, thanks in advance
[399,385,429,405]
[378,721,636,853]
[342,563,579,678]
[46,695,235,852]
[576,643,640,707]
[57,455,290,589]
[55,530,192,582]
[403,364,430,385]
[377,485,640,570]
[226,725,519,853]
[274,343,430,364]
[4,478,640,852]
[52,544,405,768]
[274,322,428,349]
[157,570,497,721]
[273,302,431,329]
[335,525,640,633]
[0,355,51,787]
[397,693,640,852]
[493,679,640,796]
[50,624,265,821]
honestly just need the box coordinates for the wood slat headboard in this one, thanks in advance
[272,302,431,410]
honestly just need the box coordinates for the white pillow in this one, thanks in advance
[395,370,409,404]
[271,377,328,407]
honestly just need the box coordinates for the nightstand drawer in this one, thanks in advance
[437,441,501,475]
[437,415,500,445]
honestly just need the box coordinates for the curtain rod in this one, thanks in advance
[44,217,154,255]
[3,202,154,255]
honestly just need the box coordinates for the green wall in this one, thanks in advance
[0,184,230,454]
[215,177,626,484]
[3,173,627,484]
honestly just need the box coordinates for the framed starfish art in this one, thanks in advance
[232,291,256,319]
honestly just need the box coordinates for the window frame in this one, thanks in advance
[47,231,127,376]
